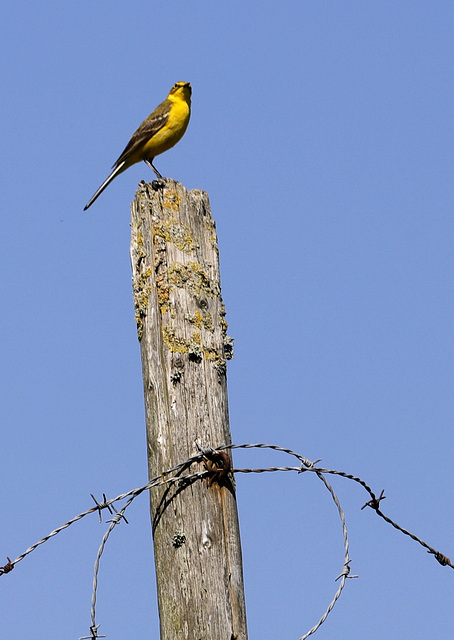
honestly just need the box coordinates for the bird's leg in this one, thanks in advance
[144,158,163,179]
[144,159,166,189]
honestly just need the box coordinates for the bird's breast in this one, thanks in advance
[143,100,191,158]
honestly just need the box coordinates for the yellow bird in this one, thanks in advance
[84,82,192,210]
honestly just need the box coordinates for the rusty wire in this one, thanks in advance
[1,442,452,640]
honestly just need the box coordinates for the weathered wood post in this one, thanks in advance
[130,179,248,640]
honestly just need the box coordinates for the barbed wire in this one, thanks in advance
[1,442,452,640]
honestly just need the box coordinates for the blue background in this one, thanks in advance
[1,2,453,638]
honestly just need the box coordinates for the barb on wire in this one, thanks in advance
[90,494,113,523]
[87,497,133,638]
[0,557,14,576]
[106,503,129,525]
[428,550,452,567]
[361,489,386,511]
[79,623,106,639]
[335,559,358,581]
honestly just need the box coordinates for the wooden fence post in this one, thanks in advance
[130,179,248,640]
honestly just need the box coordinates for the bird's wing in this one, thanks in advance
[113,98,171,167]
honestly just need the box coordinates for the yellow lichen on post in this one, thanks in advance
[131,181,233,366]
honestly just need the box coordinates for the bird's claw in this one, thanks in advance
[151,178,166,190]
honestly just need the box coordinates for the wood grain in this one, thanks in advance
[130,179,247,640]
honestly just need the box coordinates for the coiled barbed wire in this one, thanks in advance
[1,443,451,640]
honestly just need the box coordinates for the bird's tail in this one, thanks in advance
[84,161,126,210]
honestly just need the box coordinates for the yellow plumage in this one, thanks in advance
[84,82,191,210]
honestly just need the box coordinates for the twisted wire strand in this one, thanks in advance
[81,470,210,639]
[6,453,203,569]
[222,443,453,568]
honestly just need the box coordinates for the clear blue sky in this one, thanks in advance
[2,2,453,638]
